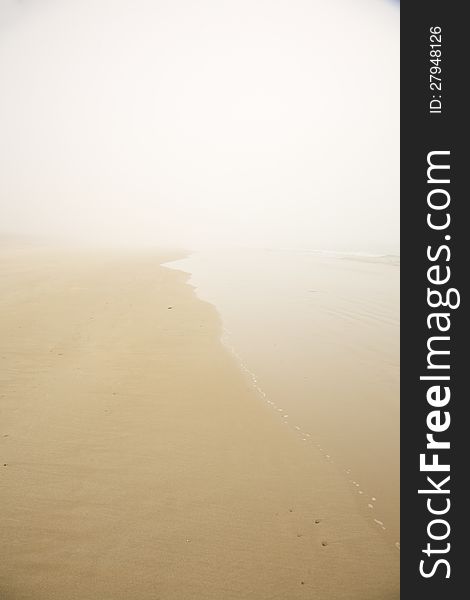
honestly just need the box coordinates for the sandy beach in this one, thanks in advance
[0,244,399,599]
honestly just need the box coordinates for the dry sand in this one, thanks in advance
[0,244,399,599]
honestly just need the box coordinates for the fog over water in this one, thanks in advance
[1,0,399,254]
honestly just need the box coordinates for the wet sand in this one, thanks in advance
[170,249,400,544]
[0,244,399,599]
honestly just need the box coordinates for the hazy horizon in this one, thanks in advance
[0,0,399,254]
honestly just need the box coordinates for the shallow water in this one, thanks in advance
[167,248,400,544]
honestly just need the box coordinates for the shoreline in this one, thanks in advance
[0,244,399,599]
[167,248,400,544]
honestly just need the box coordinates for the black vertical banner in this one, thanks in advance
[401,2,466,598]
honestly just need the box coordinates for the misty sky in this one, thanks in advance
[0,0,399,253]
